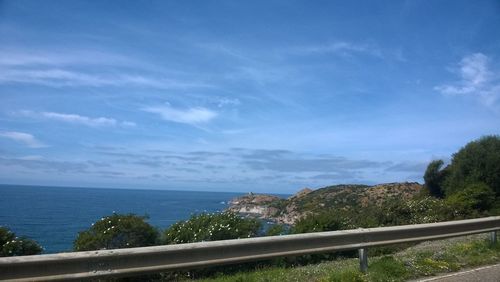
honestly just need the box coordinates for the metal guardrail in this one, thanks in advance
[1,216,499,281]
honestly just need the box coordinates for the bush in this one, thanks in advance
[443,135,500,197]
[445,183,496,217]
[163,212,261,244]
[266,224,288,236]
[161,212,262,279]
[0,226,42,256]
[74,213,159,251]
[379,197,454,225]
[292,211,346,234]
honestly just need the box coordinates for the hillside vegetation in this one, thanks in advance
[229,182,422,225]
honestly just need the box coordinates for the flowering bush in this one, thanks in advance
[0,226,42,256]
[73,213,159,251]
[163,212,261,244]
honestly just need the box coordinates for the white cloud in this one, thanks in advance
[0,131,46,148]
[143,105,217,125]
[18,111,136,127]
[435,53,500,106]
[217,97,241,108]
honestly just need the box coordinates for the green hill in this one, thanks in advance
[228,182,422,224]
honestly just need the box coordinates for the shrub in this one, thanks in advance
[291,211,346,234]
[74,213,159,251]
[379,197,453,225]
[0,226,42,257]
[443,135,500,197]
[161,212,262,279]
[445,182,495,217]
[163,211,261,244]
[266,224,288,236]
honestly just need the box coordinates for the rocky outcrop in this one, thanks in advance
[227,182,423,225]
[227,193,281,220]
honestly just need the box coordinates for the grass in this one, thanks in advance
[192,234,500,282]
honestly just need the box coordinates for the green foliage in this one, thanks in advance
[0,226,42,257]
[324,267,365,282]
[367,256,407,282]
[379,197,454,225]
[73,213,159,251]
[445,182,495,216]
[443,135,500,197]
[292,211,346,234]
[200,236,500,282]
[163,211,261,244]
[266,224,288,236]
[161,212,263,280]
[423,160,448,198]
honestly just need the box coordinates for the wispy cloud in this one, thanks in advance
[0,49,131,67]
[18,111,136,127]
[0,68,211,89]
[142,105,218,125]
[435,53,500,106]
[0,131,46,148]
[289,41,383,57]
[0,49,212,89]
[0,156,87,173]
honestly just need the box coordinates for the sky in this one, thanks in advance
[0,0,499,193]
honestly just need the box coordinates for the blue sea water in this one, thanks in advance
[0,184,244,253]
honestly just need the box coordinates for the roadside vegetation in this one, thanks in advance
[2,135,500,281]
[196,234,500,282]
[0,226,42,257]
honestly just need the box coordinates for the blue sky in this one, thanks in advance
[0,0,499,193]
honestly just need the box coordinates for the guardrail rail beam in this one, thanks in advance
[1,216,500,281]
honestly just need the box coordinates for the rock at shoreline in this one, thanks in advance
[227,182,423,225]
[227,193,281,220]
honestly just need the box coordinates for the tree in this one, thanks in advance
[74,213,159,251]
[423,160,448,198]
[443,135,500,197]
[0,226,42,257]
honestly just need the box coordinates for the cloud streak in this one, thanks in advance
[0,49,212,89]
[289,41,383,57]
[435,53,500,106]
[0,131,46,148]
[143,105,217,125]
[0,68,211,89]
[18,111,136,127]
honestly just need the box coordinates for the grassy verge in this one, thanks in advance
[193,234,500,282]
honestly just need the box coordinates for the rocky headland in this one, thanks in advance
[227,182,422,225]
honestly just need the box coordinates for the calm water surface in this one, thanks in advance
[0,185,243,253]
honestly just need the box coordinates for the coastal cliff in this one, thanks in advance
[228,182,422,225]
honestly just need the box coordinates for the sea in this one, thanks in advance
[0,184,246,254]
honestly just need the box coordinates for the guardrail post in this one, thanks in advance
[358,248,368,273]
[491,231,497,245]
